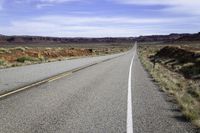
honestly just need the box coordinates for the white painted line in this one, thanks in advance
[127,42,137,133]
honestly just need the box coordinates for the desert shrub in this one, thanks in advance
[0,48,7,52]
[88,49,93,53]
[24,47,30,50]
[38,56,46,61]
[14,47,26,51]
[0,48,11,54]
[187,89,199,99]
[0,59,5,65]
[45,48,52,50]
[16,56,39,63]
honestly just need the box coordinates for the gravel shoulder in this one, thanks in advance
[132,54,200,133]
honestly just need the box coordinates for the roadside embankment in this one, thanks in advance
[0,47,129,69]
[138,45,200,127]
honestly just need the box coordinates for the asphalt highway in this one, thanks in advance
[0,52,124,95]
[0,46,199,133]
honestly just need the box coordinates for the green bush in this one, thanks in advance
[14,47,26,51]
[0,59,4,65]
[39,56,46,62]
[16,56,39,63]
[0,48,11,54]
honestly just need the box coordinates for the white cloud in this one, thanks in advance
[1,15,198,37]
[113,0,200,6]
[16,0,84,8]
[39,0,80,3]
[113,0,200,15]
[36,3,53,9]
[34,15,175,25]
[0,23,152,37]
[35,0,85,8]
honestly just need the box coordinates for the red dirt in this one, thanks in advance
[0,48,93,63]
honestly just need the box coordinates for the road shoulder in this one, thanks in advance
[132,55,200,133]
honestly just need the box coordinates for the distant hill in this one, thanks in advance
[175,32,200,42]
[0,35,135,44]
[136,33,187,42]
[0,32,200,46]
[136,32,200,42]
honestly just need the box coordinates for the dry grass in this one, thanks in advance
[138,45,200,127]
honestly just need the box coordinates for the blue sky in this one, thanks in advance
[0,0,200,37]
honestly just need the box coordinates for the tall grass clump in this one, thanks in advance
[14,47,26,52]
[0,59,5,65]
[0,48,11,54]
[16,56,39,63]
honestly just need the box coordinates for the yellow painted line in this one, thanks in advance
[48,72,72,83]
[0,80,47,99]
[0,54,125,99]
[0,72,72,99]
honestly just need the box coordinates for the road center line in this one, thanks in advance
[127,43,136,133]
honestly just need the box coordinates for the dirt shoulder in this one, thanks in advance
[138,43,200,128]
[0,47,129,69]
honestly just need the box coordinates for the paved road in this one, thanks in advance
[0,46,199,133]
[0,52,124,95]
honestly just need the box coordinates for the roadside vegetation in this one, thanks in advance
[16,56,41,63]
[138,44,200,127]
[0,59,5,65]
[0,46,129,69]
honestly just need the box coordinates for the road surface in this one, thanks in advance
[0,52,124,95]
[0,45,199,133]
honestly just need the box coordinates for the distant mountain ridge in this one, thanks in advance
[0,35,136,44]
[0,32,200,45]
[136,32,200,42]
